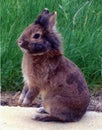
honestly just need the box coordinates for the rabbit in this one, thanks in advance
[17,8,90,122]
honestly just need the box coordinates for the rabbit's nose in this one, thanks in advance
[18,40,29,49]
[17,39,23,46]
[18,41,23,46]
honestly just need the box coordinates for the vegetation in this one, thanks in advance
[1,0,102,91]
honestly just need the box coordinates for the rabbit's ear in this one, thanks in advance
[35,10,57,30]
[41,8,49,15]
[48,11,57,30]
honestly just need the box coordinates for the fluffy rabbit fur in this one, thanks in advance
[17,9,90,122]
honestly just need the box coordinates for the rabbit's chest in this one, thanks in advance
[22,63,35,87]
[22,56,49,87]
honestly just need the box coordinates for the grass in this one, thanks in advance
[1,0,102,91]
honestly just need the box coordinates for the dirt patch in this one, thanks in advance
[0,91,41,107]
[0,89,102,112]
[87,88,102,112]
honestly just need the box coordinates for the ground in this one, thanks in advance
[1,88,102,112]
[1,106,102,130]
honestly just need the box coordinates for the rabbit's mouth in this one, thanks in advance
[28,43,48,54]
[19,42,48,54]
[18,40,49,55]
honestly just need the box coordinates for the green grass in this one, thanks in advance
[1,0,102,91]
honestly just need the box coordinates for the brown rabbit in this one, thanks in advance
[17,9,90,122]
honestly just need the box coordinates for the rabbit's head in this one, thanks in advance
[17,9,61,55]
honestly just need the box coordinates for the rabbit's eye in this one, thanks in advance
[33,33,40,39]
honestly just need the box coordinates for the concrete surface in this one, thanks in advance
[0,106,102,130]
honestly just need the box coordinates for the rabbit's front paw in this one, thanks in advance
[18,91,32,106]
[18,85,28,106]
[18,93,25,105]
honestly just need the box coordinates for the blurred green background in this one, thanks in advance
[1,0,102,91]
